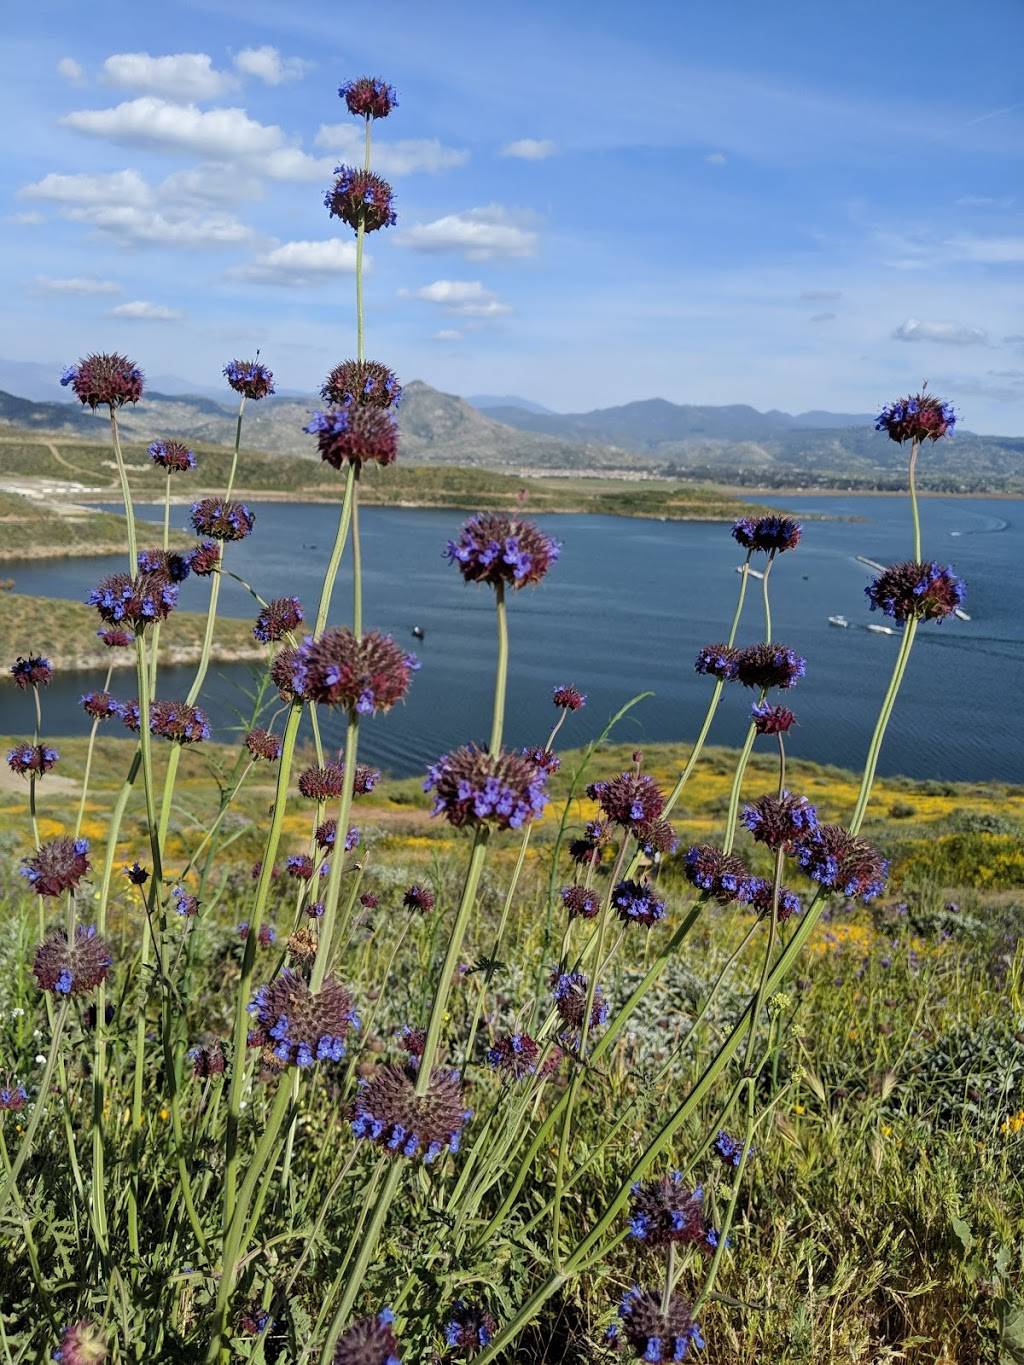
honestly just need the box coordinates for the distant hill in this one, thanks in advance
[466,394,554,414]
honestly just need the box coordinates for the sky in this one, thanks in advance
[3,0,1024,431]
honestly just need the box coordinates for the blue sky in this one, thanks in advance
[3,0,1024,431]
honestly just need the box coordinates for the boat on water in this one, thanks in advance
[828,614,849,628]
[736,566,765,580]
[866,623,898,636]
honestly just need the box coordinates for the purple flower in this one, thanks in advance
[189,541,220,576]
[322,359,401,408]
[190,498,254,542]
[7,743,59,778]
[552,970,608,1031]
[424,745,549,831]
[683,845,752,904]
[253,596,304,643]
[88,571,178,630]
[245,728,282,762]
[304,405,399,469]
[33,925,112,996]
[741,792,818,850]
[148,439,195,472]
[734,643,806,691]
[11,655,53,689]
[442,1301,498,1357]
[248,969,358,1067]
[137,548,191,582]
[751,702,796,735]
[445,513,559,591]
[0,1082,27,1112]
[552,683,586,711]
[291,628,416,713]
[731,515,802,554]
[628,1173,706,1246]
[561,884,600,920]
[612,878,667,927]
[172,885,199,918]
[351,1066,470,1163]
[875,390,956,444]
[694,643,739,680]
[149,700,210,744]
[795,825,889,902]
[402,883,435,913]
[223,358,274,400]
[339,77,398,119]
[485,1032,561,1080]
[865,561,965,623]
[21,837,90,897]
[61,353,142,409]
[591,771,665,833]
[324,166,397,232]
[124,861,149,887]
[608,1286,703,1363]
[332,1308,402,1365]
[714,1129,751,1167]
[742,877,801,922]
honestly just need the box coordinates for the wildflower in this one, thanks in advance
[322,358,401,408]
[351,1065,470,1162]
[245,728,282,762]
[731,515,802,553]
[81,690,120,721]
[223,358,275,400]
[694,643,739,680]
[561,884,600,920]
[635,818,678,856]
[88,571,178,629]
[403,883,435,913]
[443,1301,498,1356]
[734,643,806,690]
[124,862,148,887]
[741,792,818,850]
[552,971,608,1031]
[865,561,965,622]
[298,761,345,800]
[304,405,399,469]
[325,166,397,232]
[150,700,210,744]
[253,596,304,643]
[237,1303,272,1336]
[315,819,360,852]
[569,819,611,866]
[332,1308,401,1365]
[188,540,220,576]
[291,628,416,713]
[592,771,666,834]
[875,390,956,444]
[1000,1110,1024,1136]
[11,655,53,689]
[187,1043,225,1078]
[172,885,199,917]
[445,513,559,590]
[190,498,254,542]
[360,891,380,909]
[33,926,112,996]
[352,764,382,794]
[98,626,134,648]
[612,878,667,927]
[61,352,142,409]
[628,1173,706,1246]
[552,683,586,710]
[399,1025,426,1068]
[286,854,316,880]
[714,1130,753,1167]
[522,745,560,774]
[238,922,277,946]
[248,970,358,1067]
[21,836,91,897]
[795,825,889,902]
[340,76,398,119]
[0,1082,27,1111]
[148,439,195,472]
[606,1287,703,1362]
[751,701,796,735]
[117,699,141,732]
[306,900,325,919]
[52,1318,108,1363]
[486,1032,561,1080]
[683,845,751,904]
[7,743,59,778]
[137,547,192,580]
[742,877,801,922]
[425,744,549,830]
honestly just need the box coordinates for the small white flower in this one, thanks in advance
[11,1008,24,1018]
[34,1054,47,1065]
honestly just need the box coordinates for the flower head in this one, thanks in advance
[569,819,611,866]
[304,405,399,469]
[52,1318,108,1364]
[223,358,275,400]
[172,885,199,917]
[62,353,142,409]
[253,596,304,643]
[117,700,141,732]
[751,702,795,735]
[628,1173,706,1247]
[714,1130,751,1167]
[875,390,956,444]
[237,1303,272,1337]
[137,548,191,582]
[245,728,282,762]
[608,1287,703,1363]
[7,743,59,778]
[21,836,91,897]
[298,761,345,800]
[865,561,965,622]
[149,700,210,744]
[88,571,178,630]
[148,439,195,472]
[350,1065,470,1163]
[424,745,549,830]
[742,877,801,922]
[286,854,317,881]
[322,359,401,408]
[634,818,678,856]
[561,884,600,920]
[33,925,111,996]
[552,971,608,1032]
[734,643,806,690]
[485,1032,560,1080]
[190,498,254,542]
[443,1301,498,1357]
[522,746,560,775]
[612,878,667,927]
[694,643,739,680]
[795,824,889,902]
[315,819,360,851]
[591,771,665,833]
[325,166,397,232]
[731,515,802,554]
[187,1043,226,1078]
[0,1081,27,1112]
[188,541,220,576]
[332,1308,401,1365]
[291,628,416,713]
[741,792,818,850]
[248,969,358,1067]
[552,683,586,711]
[124,861,149,886]
[402,883,435,913]
[340,77,398,119]
[97,626,134,648]
[12,655,54,688]
[683,845,751,904]
[271,646,303,701]
[445,513,559,590]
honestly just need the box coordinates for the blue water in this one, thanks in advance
[2,495,1021,782]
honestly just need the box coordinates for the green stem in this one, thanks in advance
[722,722,757,853]
[310,713,359,990]
[318,1163,403,1365]
[315,463,356,633]
[109,407,137,569]
[908,437,921,562]
[75,661,113,839]
[226,394,246,499]
[490,582,508,754]
[0,1002,68,1221]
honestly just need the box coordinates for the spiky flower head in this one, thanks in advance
[485,1032,561,1080]
[98,626,133,648]
[683,845,751,904]
[190,498,254,542]
[865,561,965,623]
[254,596,304,643]
[271,646,303,701]
[443,1301,498,1357]
[741,792,818,850]
[714,1130,751,1167]
[399,1024,426,1068]
[522,745,560,775]
[360,891,380,909]
[148,438,195,472]
[248,969,358,1067]
[61,353,142,409]
[237,1303,272,1337]
[795,824,889,902]
[340,76,398,119]
[591,771,666,833]
[33,925,111,995]
[21,836,90,897]
[552,683,587,710]
[172,885,199,917]
[0,1081,27,1111]
[634,818,678,856]
[734,643,806,691]
[87,571,178,630]
[694,643,739,680]
[245,728,282,762]
[188,1043,226,1078]
[569,819,611,866]
[351,1065,470,1162]
[137,548,191,583]
[189,540,220,576]
[628,1173,707,1247]
[298,761,345,800]
[124,861,148,886]
[352,764,381,794]
[11,654,53,688]
[322,359,401,408]
[325,166,397,232]
[731,515,802,554]
[304,405,399,469]
[752,701,795,735]
[291,628,416,713]
[149,700,210,744]
[403,883,435,913]
[742,877,801,922]
[612,878,667,927]
[875,390,956,444]
[7,743,59,778]
[223,358,274,400]
[52,1318,108,1364]
[424,744,549,830]
[561,884,600,920]
[332,1308,401,1365]
[316,818,358,851]
[286,854,317,881]
[552,970,608,1031]
[238,920,276,945]
[607,1287,703,1362]
[445,513,559,590]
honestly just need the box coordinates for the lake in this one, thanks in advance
[3,495,1022,783]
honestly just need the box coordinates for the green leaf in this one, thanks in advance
[997,1298,1024,1364]
[950,1215,974,1253]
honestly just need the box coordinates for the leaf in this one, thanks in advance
[951,1215,974,1253]
[997,1298,1024,1364]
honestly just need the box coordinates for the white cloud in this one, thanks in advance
[705,151,727,165]
[398,206,537,260]
[410,279,511,317]
[315,123,468,175]
[102,52,234,101]
[57,57,83,81]
[945,234,1024,264]
[501,138,557,161]
[21,169,151,206]
[112,300,182,320]
[240,238,361,285]
[62,97,284,159]
[161,163,264,204]
[893,317,988,346]
[34,276,122,296]
[432,329,462,341]
[234,46,309,85]
[260,147,334,181]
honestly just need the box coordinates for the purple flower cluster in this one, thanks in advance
[552,970,608,1031]
[253,596,304,643]
[7,742,59,778]
[88,572,178,630]
[172,885,199,917]
[32,925,112,996]
[11,655,53,689]
[589,771,666,834]
[340,76,398,119]
[0,1082,27,1112]
[875,391,956,444]
[137,548,191,582]
[694,643,739,680]
[248,970,358,1067]
[21,836,90,897]
[424,745,549,830]
[332,1308,401,1365]
[322,359,401,408]
[865,561,965,622]
[324,166,397,232]
[445,513,560,591]
[350,1065,471,1163]
[149,700,211,744]
[552,683,587,710]
[288,628,417,713]
[741,792,818,850]
[61,353,142,409]
[561,884,600,920]
[190,498,254,542]
[245,728,282,762]
[148,439,195,472]
[612,878,667,927]
[402,883,435,913]
[443,1301,498,1357]
[735,643,806,690]
[731,515,802,554]
[751,701,796,735]
[628,1173,707,1246]
[606,1287,704,1362]
[485,1032,561,1080]
[743,877,802,922]
[224,358,274,400]
[714,1130,751,1167]
[795,824,889,902]
[189,541,220,576]
[683,845,751,905]
[304,405,399,469]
